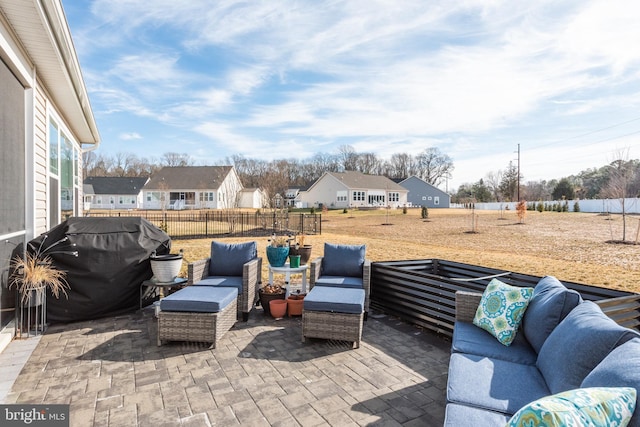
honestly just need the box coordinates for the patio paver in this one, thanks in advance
[2,306,450,426]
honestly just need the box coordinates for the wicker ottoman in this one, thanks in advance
[157,286,238,348]
[302,286,365,349]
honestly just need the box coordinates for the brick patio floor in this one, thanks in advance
[2,306,450,426]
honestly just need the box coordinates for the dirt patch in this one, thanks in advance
[175,208,640,294]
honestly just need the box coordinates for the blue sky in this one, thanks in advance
[63,0,640,190]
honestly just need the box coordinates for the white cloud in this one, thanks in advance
[119,132,142,140]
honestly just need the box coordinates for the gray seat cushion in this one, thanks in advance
[209,241,257,276]
[444,403,510,427]
[315,276,363,288]
[536,301,639,394]
[452,321,537,365]
[322,243,365,277]
[193,276,243,293]
[304,286,365,314]
[447,352,550,415]
[582,338,640,427]
[160,286,238,313]
[522,275,582,353]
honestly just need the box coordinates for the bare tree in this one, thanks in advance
[415,147,454,186]
[338,145,358,171]
[161,152,193,167]
[600,149,637,241]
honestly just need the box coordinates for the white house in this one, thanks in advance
[142,166,243,210]
[399,176,451,208]
[300,171,408,209]
[238,188,268,209]
[0,0,100,335]
[84,177,149,210]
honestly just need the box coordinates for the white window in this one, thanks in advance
[200,192,215,202]
[422,196,427,201]
[389,192,399,202]
[434,196,440,205]
[352,191,365,201]
[119,196,124,205]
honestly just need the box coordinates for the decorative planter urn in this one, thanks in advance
[288,245,312,265]
[266,246,289,267]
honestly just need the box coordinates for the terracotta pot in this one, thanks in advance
[286,294,305,316]
[258,288,285,316]
[269,299,287,319]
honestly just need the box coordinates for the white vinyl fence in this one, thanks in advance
[456,198,640,214]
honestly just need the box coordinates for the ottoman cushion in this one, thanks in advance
[304,286,364,314]
[193,276,243,293]
[315,276,363,288]
[160,286,238,313]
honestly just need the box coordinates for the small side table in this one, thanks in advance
[268,263,309,296]
[140,277,187,309]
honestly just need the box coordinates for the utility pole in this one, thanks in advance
[516,144,520,201]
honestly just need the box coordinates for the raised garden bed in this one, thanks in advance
[371,259,640,338]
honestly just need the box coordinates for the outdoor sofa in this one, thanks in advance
[445,275,640,426]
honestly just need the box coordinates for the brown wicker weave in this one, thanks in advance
[309,257,371,315]
[157,299,237,348]
[188,256,261,321]
[455,291,483,322]
[302,310,364,349]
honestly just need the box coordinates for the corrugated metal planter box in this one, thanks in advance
[371,259,640,338]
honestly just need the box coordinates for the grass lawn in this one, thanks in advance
[172,208,640,294]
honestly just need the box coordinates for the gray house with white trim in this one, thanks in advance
[84,177,149,210]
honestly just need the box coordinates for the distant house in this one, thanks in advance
[299,171,408,209]
[83,177,150,210]
[238,188,268,209]
[284,187,308,208]
[142,166,243,210]
[399,176,451,208]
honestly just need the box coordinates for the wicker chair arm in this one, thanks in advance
[242,257,261,311]
[363,259,371,313]
[309,257,323,289]
[187,258,210,285]
[455,291,482,322]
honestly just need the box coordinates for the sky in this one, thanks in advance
[62,0,640,191]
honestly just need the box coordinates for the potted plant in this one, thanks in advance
[258,283,286,316]
[266,233,291,267]
[286,289,306,316]
[9,235,77,333]
[288,234,312,265]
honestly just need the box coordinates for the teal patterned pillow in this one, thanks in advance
[472,279,533,346]
[507,387,637,427]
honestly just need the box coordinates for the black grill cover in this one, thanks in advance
[29,217,171,323]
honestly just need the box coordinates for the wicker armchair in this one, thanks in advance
[188,241,261,321]
[309,243,371,317]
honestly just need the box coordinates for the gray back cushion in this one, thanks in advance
[321,243,366,277]
[536,301,638,394]
[209,241,257,276]
[522,276,582,353]
[582,338,640,427]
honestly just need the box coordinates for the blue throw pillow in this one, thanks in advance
[322,243,365,277]
[537,301,638,395]
[473,279,534,346]
[209,241,257,276]
[582,338,640,427]
[522,276,582,354]
[507,387,637,427]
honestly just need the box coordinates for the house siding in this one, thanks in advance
[34,80,48,234]
[400,176,451,208]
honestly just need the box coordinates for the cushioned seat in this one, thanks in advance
[157,286,239,348]
[160,286,237,313]
[304,286,365,314]
[444,403,510,427]
[193,276,243,292]
[314,276,363,288]
[188,240,261,321]
[452,321,537,365]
